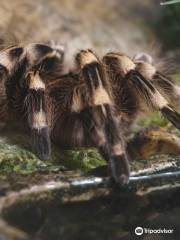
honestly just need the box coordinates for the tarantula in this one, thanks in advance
[0,43,180,186]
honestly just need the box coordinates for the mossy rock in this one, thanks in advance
[0,130,105,175]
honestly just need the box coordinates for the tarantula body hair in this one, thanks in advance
[0,43,64,160]
[102,53,139,121]
[103,52,180,130]
[47,73,86,148]
[24,71,51,160]
[48,50,130,185]
[76,50,113,106]
[134,53,180,105]
[0,44,180,186]
[49,51,115,145]
[48,51,178,186]
[76,50,130,184]
[133,55,180,129]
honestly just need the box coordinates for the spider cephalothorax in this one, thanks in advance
[0,44,180,186]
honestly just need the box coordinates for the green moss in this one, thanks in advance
[137,112,168,128]
[52,148,105,172]
[0,130,105,175]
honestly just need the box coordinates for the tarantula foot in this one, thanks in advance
[117,174,130,186]
[112,172,130,186]
[110,154,130,186]
[32,127,51,161]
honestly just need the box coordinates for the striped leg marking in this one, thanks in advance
[127,70,180,130]
[105,105,130,185]
[80,104,130,186]
[153,72,180,104]
[25,71,51,160]
[76,50,112,109]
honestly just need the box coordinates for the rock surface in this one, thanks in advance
[0,129,180,240]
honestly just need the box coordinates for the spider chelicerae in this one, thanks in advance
[0,43,180,186]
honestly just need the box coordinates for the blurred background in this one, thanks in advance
[0,0,180,60]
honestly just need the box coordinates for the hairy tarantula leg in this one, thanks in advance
[103,53,180,130]
[134,53,180,106]
[127,70,180,130]
[105,105,130,185]
[80,106,130,186]
[0,43,64,159]
[153,72,180,104]
[25,71,51,160]
[76,49,111,94]
[77,49,130,185]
